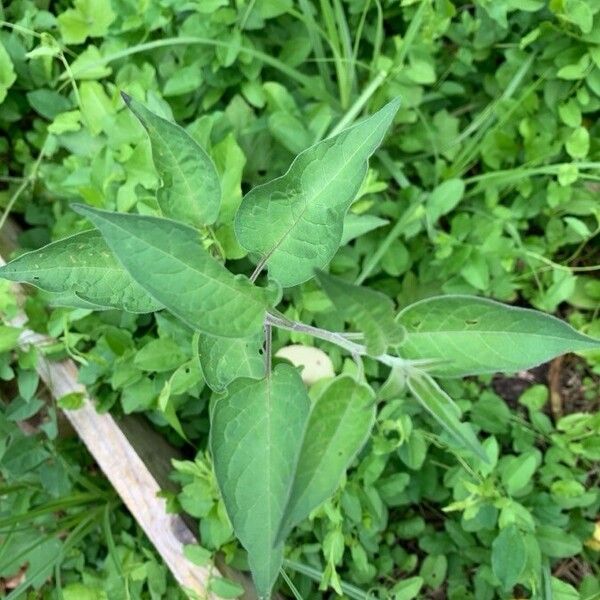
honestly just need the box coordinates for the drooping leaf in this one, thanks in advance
[491,525,527,590]
[315,270,404,355]
[197,332,265,391]
[122,93,221,229]
[234,99,400,287]
[73,205,269,337]
[397,295,600,377]
[0,230,161,313]
[277,376,376,542]
[210,365,310,599]
[407,371,488,462]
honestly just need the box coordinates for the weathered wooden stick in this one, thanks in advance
[0,256,223,598]
[0,221,279,599]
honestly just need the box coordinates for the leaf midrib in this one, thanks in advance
[142,113,199,211]
[405,329,598,346]
[96,212,264,309]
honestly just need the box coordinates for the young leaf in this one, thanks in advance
[315,270,405,355]
[491,525,527,590]
[121,92,221,229]
[341,213,389,245]
[210,364,310,599]
[277,376,376,542]
[197,333,265,392]
[73,205,269,337]
[234,99,400,287]
[397,295,600,377]
[0,230,161,313]
[407,371,488,462]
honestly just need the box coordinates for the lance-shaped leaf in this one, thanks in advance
[211,365,310,599]
[397,295,600,377]
[197,332,264,392]
[315,270,404,355]
[73,205,269,338]
[122,92,221,228]
[277,376,375,543]
[407,371,488,462]
[234,99,400,287]
[0,230,161,313]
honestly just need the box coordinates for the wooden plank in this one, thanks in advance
[0,249,259,599]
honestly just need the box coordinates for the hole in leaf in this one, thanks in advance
[465,319,479,326]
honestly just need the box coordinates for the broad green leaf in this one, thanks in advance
[500,450,540,495]
[197,332,264,391]
[122,93,221,229]
[536,525,582,558]
[210,365,310,599]
[277,376,376,542]
[234,99,400,287]
[0,231,161,313]
[73,205,269,337]
[491,525,526,590]
[57,0,115,45]
[315,270,404,355]
[407,372,488,462]
[397,295,600,377]
[0,41,17,104]
[427,178,465,223]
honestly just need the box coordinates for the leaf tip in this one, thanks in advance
[71,203,93,218]
[120,90,132,106]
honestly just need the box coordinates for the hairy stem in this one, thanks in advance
[265,311,433,373]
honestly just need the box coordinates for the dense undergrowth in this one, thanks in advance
[0,0,599,598]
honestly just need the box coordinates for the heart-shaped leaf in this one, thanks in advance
[234,99,400,287]
[74,205,269,337]
[210,364,310,598]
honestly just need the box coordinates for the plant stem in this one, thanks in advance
[265,311,435,373]
[0,136,49,232]
[264,322,272,376]
[327,69,388,137]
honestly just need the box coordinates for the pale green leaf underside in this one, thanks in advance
[122,93,221,229]
[234,99,400,287]
[74,205,269,338]
[407,372,488,462]
[277,375,375,542]
[397,295,600,377]
[42,290,113,310]
[316,270,404,355]
[210,365,310,599]
[0,230,161,313]
[198,333,264,391]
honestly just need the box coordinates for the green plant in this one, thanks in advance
[1,94,599,599]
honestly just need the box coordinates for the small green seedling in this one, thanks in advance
[1,93,598,599]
